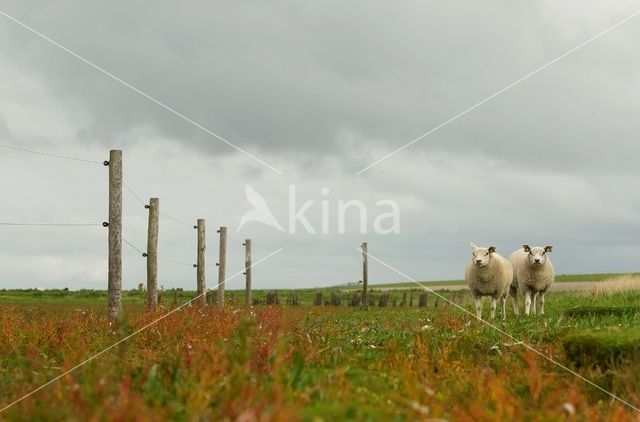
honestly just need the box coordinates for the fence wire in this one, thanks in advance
[0,222,101,227]
[122,237,193,267]
[2,143,246,274]
[0,143,101,164]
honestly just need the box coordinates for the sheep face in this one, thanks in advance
[471,243,496,268]
[522,245,553,267]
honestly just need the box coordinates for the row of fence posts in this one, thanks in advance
[105,150,253,319]
[312,291,468,307]
[147,285,467,307]
[105,148,451,317]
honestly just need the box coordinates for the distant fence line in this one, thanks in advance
[157,287,469,309]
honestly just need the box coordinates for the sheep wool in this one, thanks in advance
[509,245,555,316]
[464,243,513,321]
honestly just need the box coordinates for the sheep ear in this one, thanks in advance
[470,242,478,250]
[488,246,496,253]
[522,245,531,253]
[544,245,553,253]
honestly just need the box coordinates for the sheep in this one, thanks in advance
[509,245,555,316]
[464,243,514,321]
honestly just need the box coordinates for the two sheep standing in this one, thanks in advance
[464,243,555,320]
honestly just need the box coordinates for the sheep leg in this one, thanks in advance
[532,292,538,316]
[509,285,519,315]
[501,295,507,321]
[510,295,519,315]
[524,290,532,316]
[475,296,482,320]
[489,297,497,320]
[539,292,545,315]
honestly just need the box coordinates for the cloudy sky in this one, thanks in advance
[1,1,639,291]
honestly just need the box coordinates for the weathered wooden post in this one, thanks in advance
[107,150,122,319]
[243,239,252,306]
[419,293,428,308]
[361,242,368,307]
[196,219,206,306]
[146,197,159,311]
[216,227,227,307]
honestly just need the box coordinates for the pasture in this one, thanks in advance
[1,276,640,421]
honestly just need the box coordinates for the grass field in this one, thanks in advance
[1,276,640,421]
[0,273,630,306]
[366,272,640,289]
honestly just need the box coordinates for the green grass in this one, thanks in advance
[563,305,640,318]
[563,327,640,368]
[2,273,635,306]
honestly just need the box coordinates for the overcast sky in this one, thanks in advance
[1,1,640,291]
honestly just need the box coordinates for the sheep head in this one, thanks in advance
[523,245,553,267]
[471,243,496,267]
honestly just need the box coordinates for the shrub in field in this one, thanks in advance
[563,328,640,368]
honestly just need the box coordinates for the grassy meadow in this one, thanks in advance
[0,275,639,421]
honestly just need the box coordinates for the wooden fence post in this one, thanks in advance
[107,150,122,319]
[244,239,252,306]
[217,227,227,307]
[361,242,368,307]
[146,197,159,311]
[196,219,206,306]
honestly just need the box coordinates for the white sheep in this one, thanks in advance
[464,243,514,321]
[509,245,555,316]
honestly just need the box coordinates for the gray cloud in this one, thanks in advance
[2,1,636,164]
[1,1,639,290]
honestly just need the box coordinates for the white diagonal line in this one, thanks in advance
[357,247,640,413]
[0,10,283,175]
[0,247,283,414]
[358,8,640,174]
